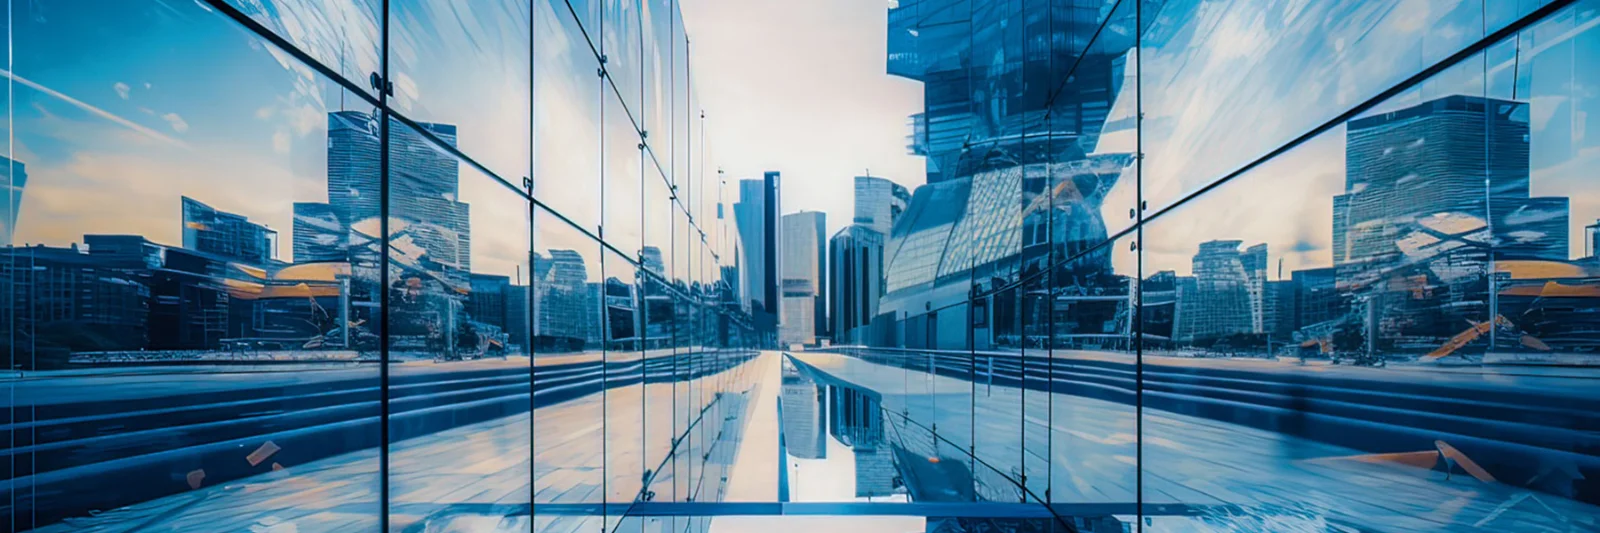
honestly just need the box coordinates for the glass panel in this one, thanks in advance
[605,91,645,256]
[643,0,672,140]
[535,0,604,233]
[384,119,531,528]
[390,0,531,184]
[672,14,690,198]
[218,0,382,98]
[1138,0,1557,217]
[603,0,644,125]
[532,206,606,532]
[6,1,379,528]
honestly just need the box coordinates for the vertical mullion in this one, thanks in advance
[377,0,392,529]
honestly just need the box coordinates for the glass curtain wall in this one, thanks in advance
[810,0,1600,531]
[0,0,757,532]
[6,0,1600,531]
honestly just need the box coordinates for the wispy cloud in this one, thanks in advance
[113,82,131,100]
[1,68,189,149]
[162,112,190,133]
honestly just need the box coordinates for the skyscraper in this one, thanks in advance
[829,225,884,345]
[533,249,599,351]
[1336,95,1572,351]
[779,210,824,346]
[733,173,781,342]
[180,196,278,264]
[1174,240,1261,343]
[1337,95,1566,267]
[328,111,470,280]
[853,176,910,236]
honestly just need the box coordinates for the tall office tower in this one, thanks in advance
[180,196,278,264]
[328,111,470,279]
[1174,240,1259,343]
[734,173,782,342]
[734,180,768,319]
[779,211,824,346]
[853,176,910,236]
[1336,95,1571,351]
[1241,243,1269,334]
[829,225,885,345]
[1337,95,1567,267]
[763,171,782,336]
[534,249,599,351]
[2,156,27,246]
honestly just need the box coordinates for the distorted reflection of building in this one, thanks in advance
[1172,240,1267,346]
[181,197,278,264]
[780,364,826,460]
[828,225,884,346]
[640,246,665,275]
[291,202,348,263]
[604,275,640,350]
[642,274,675,349]
[1334,95,1576,355]
[876,1,1148,349]
[2,155,28,246]
[532,249,601,352]
[329,111,470,280]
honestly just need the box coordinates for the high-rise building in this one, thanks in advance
[1337,95,1566,266]
[3,156,28,246]
[1242,243,1269,335]
[328,111,470,281]
[180,196,277,264]
[829,225,884,345]
[733,173,781,342]
[853,176,910,236]
[779,211,825,346]
[1174,240,1261,343]
[533,249,600,352]
[1336,95,1573,351]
